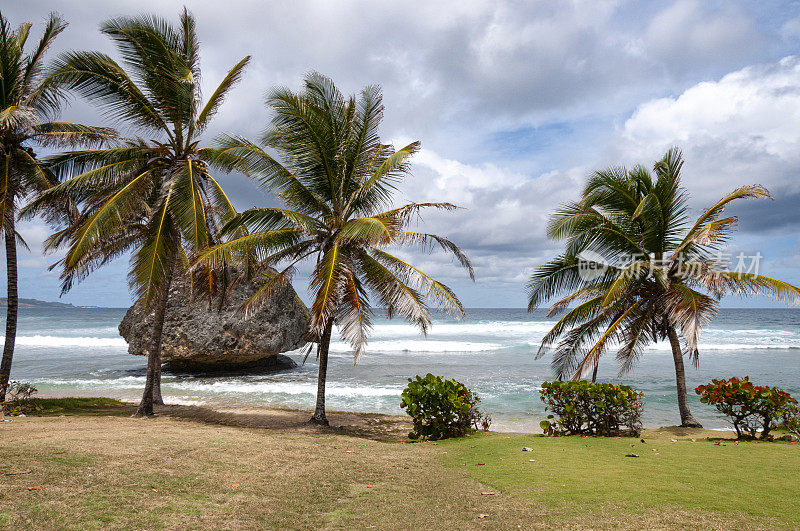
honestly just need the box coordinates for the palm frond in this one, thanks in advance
[49,50,169,134]
[32,121,117,148]
[308,244,344,335]
[397,231,474,280]
[194,55,250,131]
[239,262,298,316]
[538,295,604,358]
[128,187,176,307]
[64,170,152,268]
[336,265,372,363]
[673,185,771,259]
[0,105,36,129]
[573,302,641,379]
[192,229,304,271]
[705,271,800,305]
[171,160,209,252]
[338,216,393,245]
[356,249,430,333]
[371,249,464,315]
[664,284,718,363]
[345,141,421,216]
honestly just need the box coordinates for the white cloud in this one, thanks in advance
[3,0,798,307]
[781,15,800,41]
[392,152,585,290]
[645,0,760,71]
[5,0,775,156]
[618,55,800,200]
[406,53,800,297]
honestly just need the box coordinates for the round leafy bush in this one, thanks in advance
[1,381,39,416]
[400,374,489,440]
[539,380,643,436]
[696,377,797,439]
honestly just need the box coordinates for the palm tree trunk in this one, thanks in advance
[152,321,164,406]
[0,194,18,404]
[134,252,175,417]
[667,327,702,428]
[591,360,599,383]
[310,319,334,426]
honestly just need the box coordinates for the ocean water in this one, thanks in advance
[3,307,800,431]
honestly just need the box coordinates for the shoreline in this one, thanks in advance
[9,307,800,434]
[34,390,737,439]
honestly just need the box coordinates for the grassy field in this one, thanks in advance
[441,431,800,527]
[0,399,798,529]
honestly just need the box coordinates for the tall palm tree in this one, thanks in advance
[527,149,800,427]
[0,12,114,402]
[24,9,249,416]
[198,73,474,425]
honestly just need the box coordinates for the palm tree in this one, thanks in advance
[0,12,114,402]
[197,73,474,425]
[527,148,800,427]
[24,9,249,416]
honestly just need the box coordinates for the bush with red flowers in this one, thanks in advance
[539,380,643,437]
[695,377,797,439]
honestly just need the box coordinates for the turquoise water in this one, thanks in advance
[3,307,800,431]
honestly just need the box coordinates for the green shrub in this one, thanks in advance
[1,381,40,416]
[400,374,490,440]
[780,404,800,438]
[539,380,643,436]
[696,377,797,439]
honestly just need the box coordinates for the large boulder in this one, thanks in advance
[119,272,309,370]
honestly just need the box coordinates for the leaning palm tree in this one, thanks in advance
[527,148,800,427]
[0,12,114,402]
[24,9,249,416]
[197,73,474,425]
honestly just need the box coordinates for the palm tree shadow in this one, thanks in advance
[153,402,411,442]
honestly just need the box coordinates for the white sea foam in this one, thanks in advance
[39,326,121,336]
[3,335,127,348]
[528,339,800,352]
[168,380,402,397]
[35,376,145,388]
[36,376,403,398]
[362,321,555,338]
[645,342,800,351]
[163,397,206,406]
[328,339,505,353]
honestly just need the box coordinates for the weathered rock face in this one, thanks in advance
[119,272,309,370]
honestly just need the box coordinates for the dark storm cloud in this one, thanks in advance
[732,193,800,233]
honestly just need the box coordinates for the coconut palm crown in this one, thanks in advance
[527,148,800,427]
[198,73,474,424]
[0,11,114,401]
[23,9,249,416]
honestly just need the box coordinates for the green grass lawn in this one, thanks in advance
[440,432,800,526]
[2,400,798,529]
[25,397,129,416]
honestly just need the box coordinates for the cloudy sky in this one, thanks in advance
[4,0,800,308]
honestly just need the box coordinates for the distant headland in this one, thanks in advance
[0,298,100,309]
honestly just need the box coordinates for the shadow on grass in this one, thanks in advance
[21,397,411,442]
[152,403,412,442]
